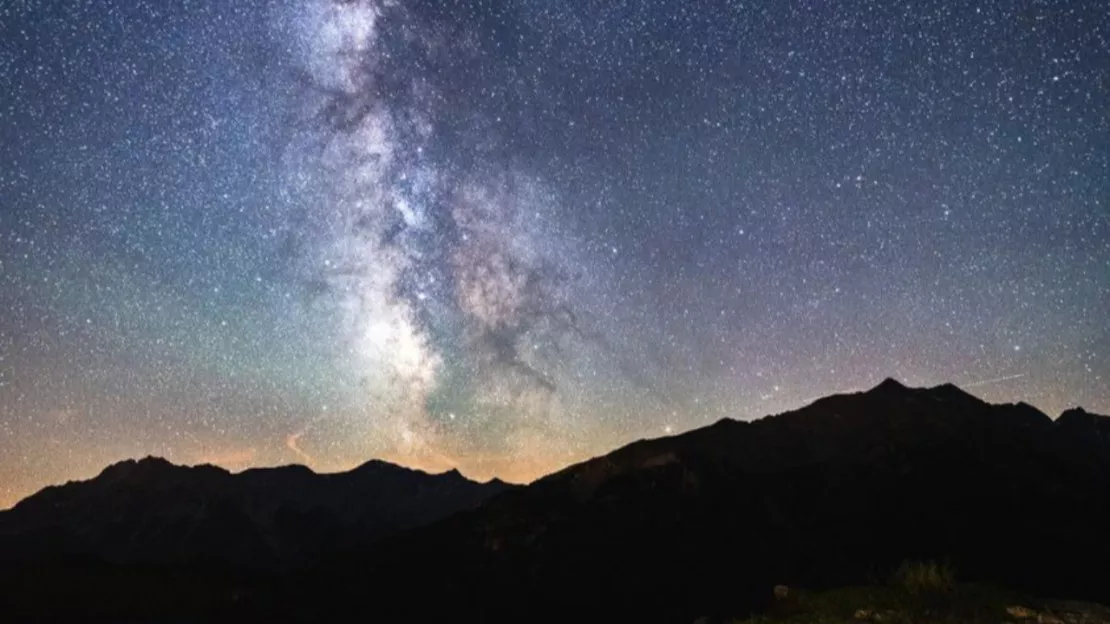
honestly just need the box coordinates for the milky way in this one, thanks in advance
[1,0,1107,508]
[277,0,613,473]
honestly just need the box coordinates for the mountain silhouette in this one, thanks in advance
[3,380,1110,623]
[0,457,514,571]
[294,379,1110,623]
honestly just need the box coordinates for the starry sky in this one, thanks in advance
[1,0,1108,508]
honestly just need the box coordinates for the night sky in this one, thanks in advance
[2,0,1108,508]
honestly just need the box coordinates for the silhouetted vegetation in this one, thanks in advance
[738,578,1110,624]
[893,559,956,596]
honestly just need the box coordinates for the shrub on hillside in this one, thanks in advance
[893,559,956,595]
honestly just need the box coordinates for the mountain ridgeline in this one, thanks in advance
[3,379,1110,623]
[0,457,515,570]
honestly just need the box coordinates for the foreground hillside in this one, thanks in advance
[3,379,1109,623]
[740,568,1110,624]
[296,380,1110,623]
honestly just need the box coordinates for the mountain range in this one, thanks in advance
[3,379,1109,623]
[0,456,514,570]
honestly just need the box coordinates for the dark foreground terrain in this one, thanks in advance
[2,379,1109,622]
[742,569,1110,624]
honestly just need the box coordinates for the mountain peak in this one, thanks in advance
[95,456,233,483]
[868,377,908,394]
[926,382,983,404]
[1056,407,1110,434]
[348,459,432,478]
[1060,406,1094,419]
[101,455,175,476]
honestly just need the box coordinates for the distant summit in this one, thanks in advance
[0,457,515,570]
[868,376,909,393]
[103,454,178,472]
[1057,407,1110,432]
[96,455,227,482]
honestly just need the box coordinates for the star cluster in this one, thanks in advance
[1,0,1107,508]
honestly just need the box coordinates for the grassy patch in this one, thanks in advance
[893,560,956,596]
[732,561,1107,624]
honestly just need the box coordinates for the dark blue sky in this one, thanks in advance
[1,0,1107,507]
